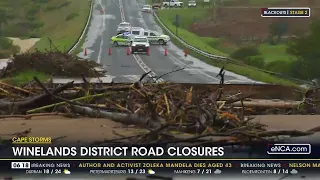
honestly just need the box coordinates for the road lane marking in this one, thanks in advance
[97,0,106,64]
[118,0,163,83]
[111,0,120,8]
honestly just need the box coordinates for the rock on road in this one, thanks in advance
[78,0,258,84]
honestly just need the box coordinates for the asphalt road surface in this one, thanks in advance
[78,0,258,84]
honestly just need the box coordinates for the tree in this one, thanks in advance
[0,9,10,36]
[268,21,289,45]
[287,20,320,80]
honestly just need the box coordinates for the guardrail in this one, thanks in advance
[68,0,94,54]
[153,12,312,85]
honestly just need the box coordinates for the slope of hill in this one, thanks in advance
[0,0,91,53]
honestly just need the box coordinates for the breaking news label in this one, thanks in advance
[261,7,310,17]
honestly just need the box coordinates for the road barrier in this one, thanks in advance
[68,0,94,54]
[153,12,312,85]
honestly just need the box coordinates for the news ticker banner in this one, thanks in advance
[6,160,320,176]
[5,137,319,159]
[261,7,310,17]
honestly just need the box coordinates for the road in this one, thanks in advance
[78,0,258,84]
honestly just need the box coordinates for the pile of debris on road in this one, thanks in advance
[0,50,103,78]
[0,63,319,146]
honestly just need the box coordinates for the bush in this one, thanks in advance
[265,60,295,75]
[58,1,71,8]
[244,55,265,69]
[27,5,41,16]
[45,5,56,11]
[0,37,13,49]
[28,30,41,38]
[0,49,12,58]
[0,45,20,58]
[3,20,43,37]
[65,13,79,21]
[230,46,261,60]
[26,15,36,21]
[29,21,44,30]
[3,24,29,37]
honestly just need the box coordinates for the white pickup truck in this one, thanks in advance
[162,0,184,8]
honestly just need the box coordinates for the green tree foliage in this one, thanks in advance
[0,37,20,58]
[287,20,320,80]
[230,46,261,60]
[265,60,295,76]
[0,37,13,49]
[66,13,79,21]
[0,9,9,36]
[268,22,289,45]
[244,55,265,69]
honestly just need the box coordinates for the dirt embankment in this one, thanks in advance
[8,38,40,53]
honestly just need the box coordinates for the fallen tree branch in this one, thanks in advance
[0,81,74,112]
[70,105,162,129]
[0,112,70,120]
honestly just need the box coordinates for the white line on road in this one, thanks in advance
[97,1,106,64]
[111,0,120,8]
[118,0,163,83]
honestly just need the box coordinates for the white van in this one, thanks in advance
[127,27,170,45]
[129,27,145,36]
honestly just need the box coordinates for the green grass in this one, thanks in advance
[33,0,92,52]
[72,19,90,55]
[158,9,227,56]
[216,0,284,6]
[159,8,209,29]
[258,43,296,63]
[2,70,49,86]
[156,11,297,86]
[247,0,283,5]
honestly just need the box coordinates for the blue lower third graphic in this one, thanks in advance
[267,144,311,155]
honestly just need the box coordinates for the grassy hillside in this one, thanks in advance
[0,0,91,52]
[34,0,91,51]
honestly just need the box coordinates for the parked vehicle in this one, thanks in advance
[130,36,150,54]
[124,27,170,45]
[129,27,145,36]
[111,33,134,46]
[143,30,170,45]
[117,22,131,34]
[142,5,152,13]
[162,0,184,8]
[152,3,161,9]
[188,0,197,7]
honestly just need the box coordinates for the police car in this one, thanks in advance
[111,32,134,46]
[143,30,170,45]
[124,27,170,45]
